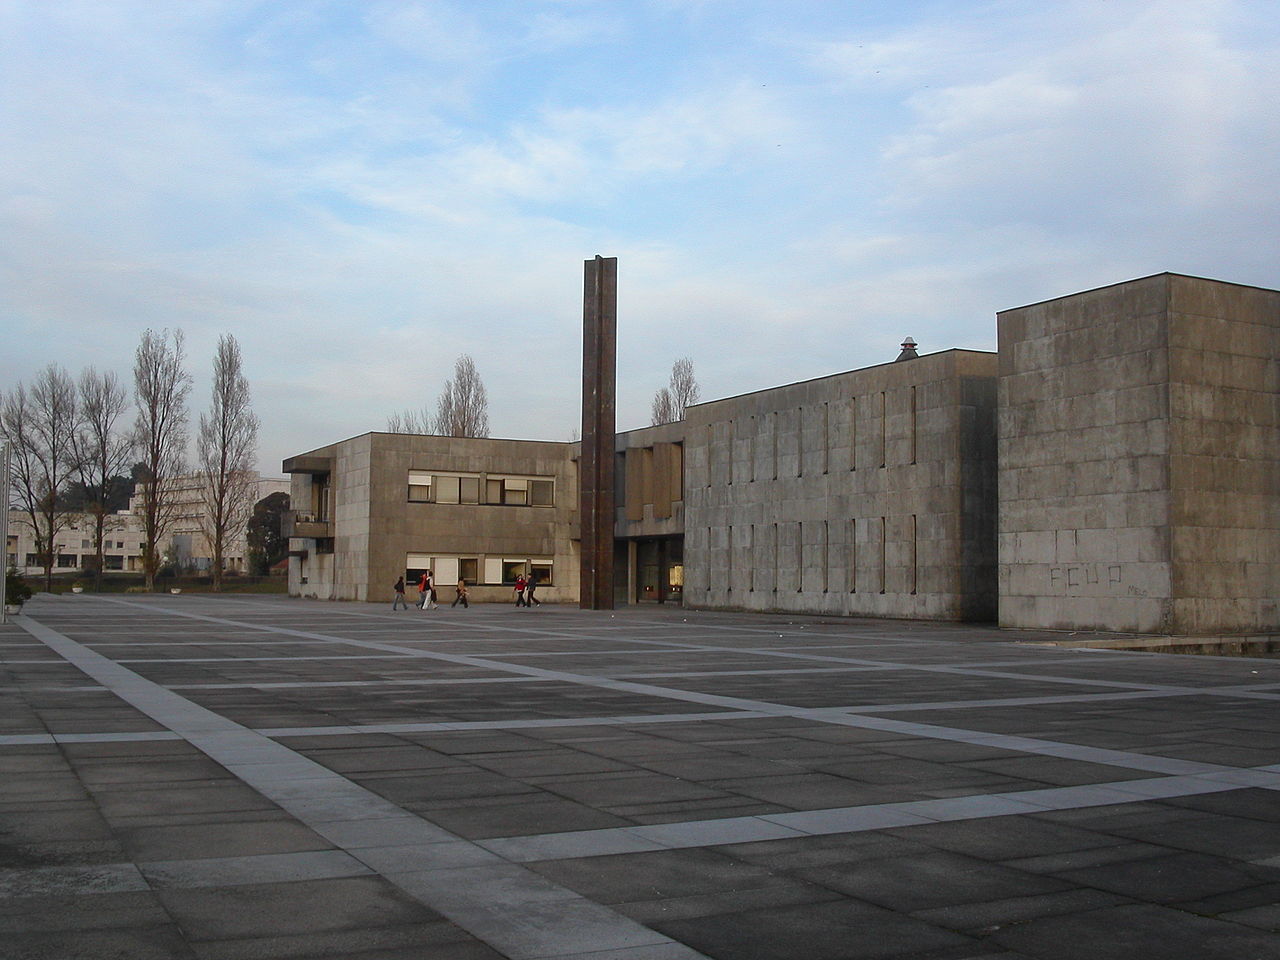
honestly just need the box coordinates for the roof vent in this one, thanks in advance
[895,337,918,362]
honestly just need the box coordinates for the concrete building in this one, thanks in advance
[998,273,1279,635]
[613,420,686,605]
[682,349,998,620]
[284,432,578,603]
[285,272,1276,636]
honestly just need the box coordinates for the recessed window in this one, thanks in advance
[530,479,554,506]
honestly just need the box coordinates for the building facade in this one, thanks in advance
[284,432,579,602]
[682,349,998,620]
[285,273,1277,636]
[998,273,1279,634]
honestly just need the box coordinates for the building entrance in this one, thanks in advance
[633,537,683,604]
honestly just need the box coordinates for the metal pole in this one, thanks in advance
[1,444,9,624]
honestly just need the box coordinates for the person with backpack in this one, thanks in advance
[392,576,408,610]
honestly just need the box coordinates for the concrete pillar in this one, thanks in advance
[580,255,617,609]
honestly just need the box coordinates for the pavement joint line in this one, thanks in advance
[61,598,1275,781]
[9,613,714,960]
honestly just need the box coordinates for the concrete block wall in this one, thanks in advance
[683,349,998,620]
[998,273,1279,634]
[1166,277,1280,632]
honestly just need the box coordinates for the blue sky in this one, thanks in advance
[3,0,1278,475]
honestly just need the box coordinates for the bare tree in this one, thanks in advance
[650,357,701,425]
[650,388,676,427]
[0,366,81,591]
[197,335,259,591]
[386,408,432,434]
[133,329,192,591]
[432,355,490,438]
[73,368,134,590]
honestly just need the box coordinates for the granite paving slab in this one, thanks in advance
[3,595,1279,959]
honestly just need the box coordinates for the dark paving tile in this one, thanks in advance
[184,922,505,960]
[118,819,332,861]
[1,925,197,959]
[654,898,977,960]
[988,903,1280,960]
[91,781,282,821]
[156,875,443,940]
[0,890,173,933]
[415,795,632,839]
[909,888,1133,933]
[797,849,1075,913]
[885,814,1124,861]
[527,847,796,904]
[1049,850,1279,904]
[1100,811,1280,860]
[353,770,538,805]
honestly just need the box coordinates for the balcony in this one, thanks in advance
[283,512,333,539]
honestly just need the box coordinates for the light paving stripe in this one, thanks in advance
[13,614,711,960]
[115,654,415,663]
[479,767,1280,863]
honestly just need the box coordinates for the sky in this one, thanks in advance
[3,0,1278,477]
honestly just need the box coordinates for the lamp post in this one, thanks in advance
[1,444,9,624]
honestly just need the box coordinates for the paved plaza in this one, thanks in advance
[2,594,1279,960]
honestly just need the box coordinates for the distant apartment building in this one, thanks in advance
[5,473,288,576]
[284,272,1277,636]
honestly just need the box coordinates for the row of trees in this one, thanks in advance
[2,331,260,592]
[386,354,702,437]
[387,354,491,438]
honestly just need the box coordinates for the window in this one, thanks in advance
[57,554,77,568]
[411,470,552,507]
[502,559,528,583]
[459,558,479,583]
[530,561,553,586]
[530,479,554,506]
[435,475,461,504]
[104,555,124,571]
[408,470,432,502]
[503,478,528,505]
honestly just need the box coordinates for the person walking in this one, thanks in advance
[416,572,429,609]
[422,569,438,611]
[526,571,541,606]
[514,573,527,607]
[452,578,469,608]
[392,576,408,610]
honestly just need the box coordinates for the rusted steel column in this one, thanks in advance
[580,255,617,609]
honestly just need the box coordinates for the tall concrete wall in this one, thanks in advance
[1166,278,1280,632]
[683,349,998,620]
[998,273,1279,634]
